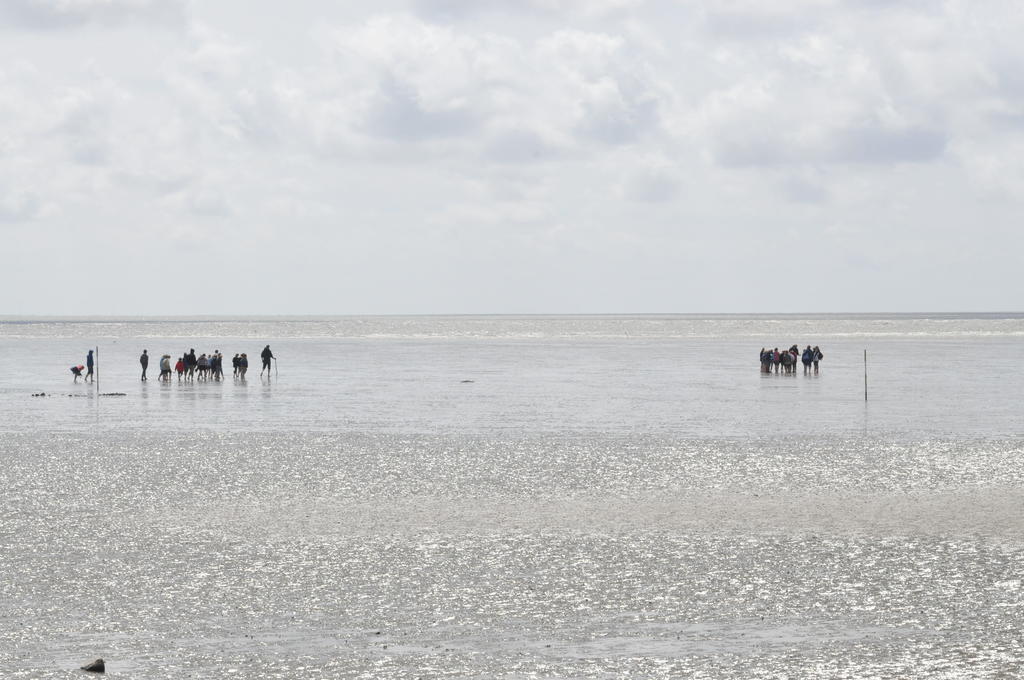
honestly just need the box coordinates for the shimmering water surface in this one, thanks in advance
[1,315,1022,678]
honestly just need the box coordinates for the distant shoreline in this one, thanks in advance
[2,311,1023,323]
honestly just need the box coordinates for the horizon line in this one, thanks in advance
[2,311,1023,321]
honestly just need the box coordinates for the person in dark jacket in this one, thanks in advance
[801,345,814,374]
[260,345,274,377]
[140,349,149,381]
[212,351,223,381]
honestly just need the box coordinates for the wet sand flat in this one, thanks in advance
[1,315,1022,677]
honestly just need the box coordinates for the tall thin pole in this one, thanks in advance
[94,344,100,426]
[863,349,868,402]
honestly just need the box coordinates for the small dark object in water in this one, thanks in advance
[99,393,127,397]
[80,658,105,673]
[460,380,474,383]
[32,392,47,397]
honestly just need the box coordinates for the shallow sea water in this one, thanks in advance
[0,315,1022,678]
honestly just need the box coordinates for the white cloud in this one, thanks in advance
[0,1,1022,312]
[0,0,186,29]
[482,128,560,164]
[413,0,644,22]
[620,157,679,202]
[0,187,43,222]
[304,16,671,155]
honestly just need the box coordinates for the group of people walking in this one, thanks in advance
[760,345,823,374]
[139,346,275,382]
[71,346,276,382]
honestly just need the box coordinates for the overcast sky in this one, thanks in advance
[1,0,1021,314]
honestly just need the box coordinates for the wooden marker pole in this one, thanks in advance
[96,345,100,400]
[863,349,868,401]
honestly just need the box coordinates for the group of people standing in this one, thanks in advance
[139,346,275,382]
[142,349,226,382]
[71,346,276,383]
[760,345,823,374]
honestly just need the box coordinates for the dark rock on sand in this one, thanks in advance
[80,657,105,673]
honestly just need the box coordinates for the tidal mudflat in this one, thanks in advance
[1,315,1021,677]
